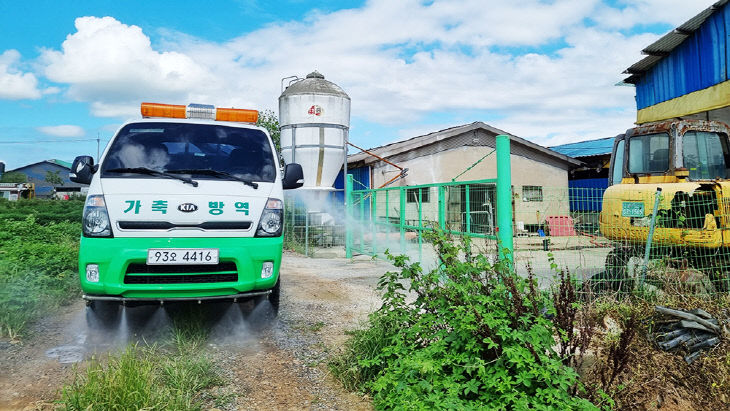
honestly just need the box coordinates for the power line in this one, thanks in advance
[0,138,109,144]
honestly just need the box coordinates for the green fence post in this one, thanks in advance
[385,190,390,252]
[371,190,377,255]
[438,186,446,230]
[496,134,514,263]
[400,187,406,254]
[346,174,353,259]
[359,191,365,254]
[418,188,423,262]
[465,184,471,235]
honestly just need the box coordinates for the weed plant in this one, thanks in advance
[330,231,597,409]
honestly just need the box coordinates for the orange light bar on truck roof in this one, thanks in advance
[216,107,258,123]
[140,102,259,123]
[141,102,186,119]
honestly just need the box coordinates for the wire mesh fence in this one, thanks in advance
[283,178,730,297]
[513,185,729,297]
[284,190,345,257]
[347,179,499,263]
[344,182,730,297]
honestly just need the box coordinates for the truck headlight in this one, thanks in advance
[83,195,113,237]
[256,198,283,237]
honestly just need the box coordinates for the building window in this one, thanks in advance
[522,185,543,202]
[406,187,430,203]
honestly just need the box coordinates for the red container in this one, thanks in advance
[545,216,576,236]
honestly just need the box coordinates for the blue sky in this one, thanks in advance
[0,0,712,169]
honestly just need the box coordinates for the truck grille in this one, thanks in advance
[118,221,251,230]
[124,262,238,284]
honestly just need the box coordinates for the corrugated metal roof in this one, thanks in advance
[623,0,729,84]
[48,159,72,168]
[9,159,72,172]
[549,137,615,158]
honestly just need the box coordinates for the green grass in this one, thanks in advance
[59,344,222,411]
[59,310,225,410]
[0,199,82,339]
[0,197,84,225]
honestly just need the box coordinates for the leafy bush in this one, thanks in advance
[331,232,597,409]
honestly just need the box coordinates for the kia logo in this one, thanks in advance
[178,203,198,213]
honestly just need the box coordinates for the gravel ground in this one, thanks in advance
[0,250,392,411]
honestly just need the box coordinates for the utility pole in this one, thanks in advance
[97,133,100,162]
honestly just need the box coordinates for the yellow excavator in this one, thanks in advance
[598,119,730,293]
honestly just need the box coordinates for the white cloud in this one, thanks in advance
[592,1,712,29]
[42,86,61,95]
[41,16,215,117]
[37,125,85,137]
[0,50,41,100]
[35,0,695,144]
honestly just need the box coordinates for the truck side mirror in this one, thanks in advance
[282,163,304,190]
[69,155,95,185]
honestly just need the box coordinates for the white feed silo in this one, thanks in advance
[279,71,350,194]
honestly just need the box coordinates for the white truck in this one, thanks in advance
[70,102,303,322]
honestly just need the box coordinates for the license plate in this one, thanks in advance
[146,248,219,265]
[622,201,645,218]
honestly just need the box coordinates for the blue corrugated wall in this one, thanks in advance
[568,178,608,212]
[333,165,370,204]
[636,3,730,109]
[11,163,81,197]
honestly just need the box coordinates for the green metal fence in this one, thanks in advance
[345,178,500,262]
[343,181,730,296]
[282,129,730,297]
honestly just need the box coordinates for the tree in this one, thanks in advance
[256,109,281,153]
[0,171,27,183]
[45,170,63,186]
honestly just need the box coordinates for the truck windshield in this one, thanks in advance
[101,122,276,182]
[682,131,728,179]
[628,133,669,174]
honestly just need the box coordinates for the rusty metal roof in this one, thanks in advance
[623,0,729,84]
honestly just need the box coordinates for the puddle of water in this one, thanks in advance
[45,345,84,364]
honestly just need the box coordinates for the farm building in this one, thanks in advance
[550,136,615,213]
[342,122,581,231]
[4,159,86,198]
[623,0,730,124]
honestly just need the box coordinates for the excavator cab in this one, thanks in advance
[597,119,730,293]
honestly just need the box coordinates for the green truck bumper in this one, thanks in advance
[79,236,282,299]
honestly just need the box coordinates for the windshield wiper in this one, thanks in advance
[106,167,199,187]
[167,169,259,189]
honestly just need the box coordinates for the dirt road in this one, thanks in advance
[0,251,392,410]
